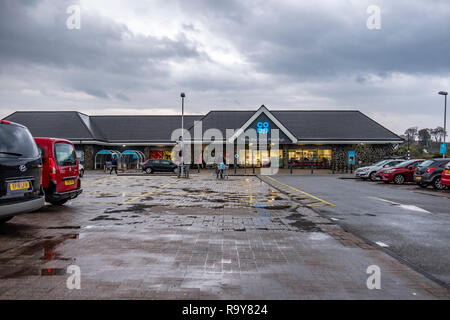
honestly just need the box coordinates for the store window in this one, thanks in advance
[288,147,331,167]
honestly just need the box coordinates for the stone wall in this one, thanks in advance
[83,145,94,170]
[331,144,395,173]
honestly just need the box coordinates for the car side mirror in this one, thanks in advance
[383,164,389,168]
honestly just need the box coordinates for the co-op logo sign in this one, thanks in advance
[257,122,269,134]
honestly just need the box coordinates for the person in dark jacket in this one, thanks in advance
[110,156,118,175]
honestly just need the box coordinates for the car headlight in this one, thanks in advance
[385,170,395,173]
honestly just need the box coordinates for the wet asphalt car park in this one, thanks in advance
[0,172,449,299]
[271,174,450,287]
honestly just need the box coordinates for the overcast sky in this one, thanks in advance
[1,0,449,135]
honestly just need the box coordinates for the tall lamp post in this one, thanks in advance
[439,91,448,158]
[180,92,185,175]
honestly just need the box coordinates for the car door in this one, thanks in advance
[152,159,162,171]
[161,159,171,171]
[54,141,79,193]
[407,161,421,180]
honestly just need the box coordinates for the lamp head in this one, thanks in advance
[439,91,448,96]
[180,92,185,98]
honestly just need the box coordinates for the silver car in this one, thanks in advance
[78,163,84,177]
[355,159,404,181]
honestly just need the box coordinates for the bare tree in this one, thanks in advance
[404,127,418,144]
[431,126,445,143]
[418,128,431,147]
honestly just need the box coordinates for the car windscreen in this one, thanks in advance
[373,160,387,166]
[0,124,39,158]
[394,160,414,167]
[418,160,434,167]
[55,142,77,166]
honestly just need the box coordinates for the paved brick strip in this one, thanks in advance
[121,178,179,205]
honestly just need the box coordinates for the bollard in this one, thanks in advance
[311,165,314,175]
[290,165,293,174]
[234,164,237,175]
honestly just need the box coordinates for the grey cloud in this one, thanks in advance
[179,0,450,80]
[0,0,449,135]
[115,93,130,101]
[0,0,202,97]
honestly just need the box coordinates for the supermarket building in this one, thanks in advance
[3,105,403,170]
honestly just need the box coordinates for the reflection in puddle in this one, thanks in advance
[41,268,66,276]
[42,234,78,262]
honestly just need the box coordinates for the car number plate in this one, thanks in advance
[9,181,30,191]
[65,179,75,186]
[416,176,422,180]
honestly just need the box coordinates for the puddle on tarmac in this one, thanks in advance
[285,214,321,232]
[258,204,292,210]
[104,204,161,213]
[41,268,66,276]
[90,215,122,221]
[46,226,80,230]
[41,234,78,262]
[1,234,78,279]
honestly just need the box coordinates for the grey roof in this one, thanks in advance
[188,109,402,142]
[271,110,402,141]
[3,109,403,143]
[90,115,202,142]
[188,111,255,137]
[4,111,97,140]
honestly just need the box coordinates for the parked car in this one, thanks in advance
[142,159,178,174]
[355,159,405,181]
[413,158,450,190]
[34,138,82,205]
[441,161,450,188]
[79,163,84,177]
[0,120,45,224]
[376,159,424,184]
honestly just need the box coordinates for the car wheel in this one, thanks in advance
[432,177,446,190]
[50,199,69,206]
[0,217,13,224]
[80,169,84,178]
[145,167,153,174]
[394,174,405,185]
[369,172,377,181]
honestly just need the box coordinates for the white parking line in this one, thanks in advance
[375,241,389,248]
[369,197,431,214]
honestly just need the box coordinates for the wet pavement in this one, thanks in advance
[0,173,449,299]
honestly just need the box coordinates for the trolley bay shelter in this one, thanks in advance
[3,106,403,170]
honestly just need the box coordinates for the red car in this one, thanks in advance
[34,138,82,205]
[376,159,425,184]
[441,161,450,188]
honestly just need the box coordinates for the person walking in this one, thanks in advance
[217,160,225,179]
[110,156,118,175]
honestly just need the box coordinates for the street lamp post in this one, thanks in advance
[439,91,448,158]
[180,92,185,176]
